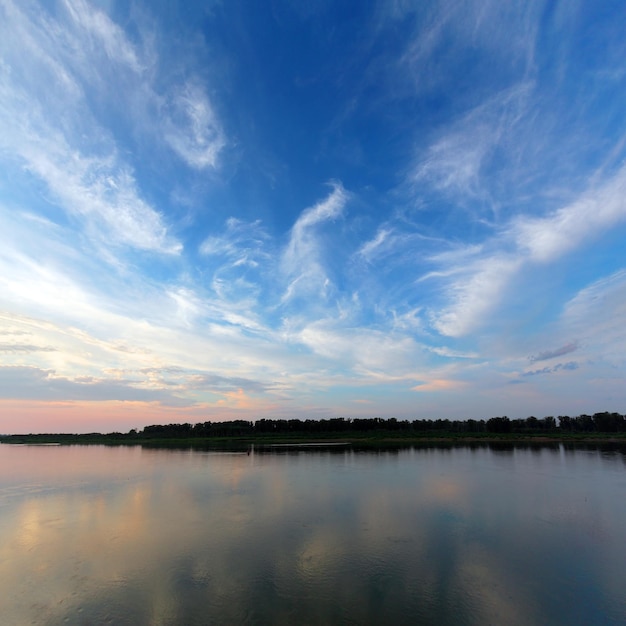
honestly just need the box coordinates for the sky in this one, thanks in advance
[1,0,626,433]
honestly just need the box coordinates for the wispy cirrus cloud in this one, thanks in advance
[0,0,226,258]
[199,218,272,328]
[13,128,180,253]
[559,269,626,366]
[427,163,626,338]
[356,228,394,262]
[281,182,349,302]
[414,84,532,207]
[430,254,521,337]
[60,0,144,74]
[512,168,626,262]
[49,0,226,171]
[200,218,269,264]
[395,0,540,77]
[356,226,441,267]
[391,1,626,344]
[0,0,182,254]
[163,80,226,170]
[282,315,433,384]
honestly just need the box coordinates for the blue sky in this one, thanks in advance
[1,0,626,433]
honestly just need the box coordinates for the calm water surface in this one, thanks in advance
[1,443,625,625]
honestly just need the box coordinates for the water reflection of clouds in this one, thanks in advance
[1,446,625,624]
[456,543,538,626]
[0,447,504,626]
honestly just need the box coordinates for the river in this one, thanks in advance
[0,443,624,625]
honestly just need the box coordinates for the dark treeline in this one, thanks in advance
[2,412,625,444]
[126,412,626,438]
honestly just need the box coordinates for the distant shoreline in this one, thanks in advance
[6,414,626,446]
[2,432,626,447]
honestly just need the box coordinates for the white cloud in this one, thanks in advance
[167,288,203,328]
[393,0,541,99]
[0,0,182,254]
[290,317,425,378]
[163,80,226,170]
[560,269,626,365]
[200,218,269,260]
[289,183,347,234]
[413,83,531,204]
[428,163,626,338]
[281,183,348,302]
[0,0,230,258]
[399,2,626,343]
[390,307,423,332]
[426,243,484,267]
[18,129,180,253]
[62,0,144,73]
[0,365,188,405]
[417,130,491,198]
[429,346,479,359]
[197,218,273,328]
[431,255,521,338]
[357,228,392,262]
[512,165,626,262]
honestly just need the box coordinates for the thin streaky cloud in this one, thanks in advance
[530,343,578,363]
[0,344,57,353]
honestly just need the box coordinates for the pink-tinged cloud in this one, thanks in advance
[217,388,250,409]
[411,379,468,393]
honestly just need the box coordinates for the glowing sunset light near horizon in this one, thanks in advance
[1,0,626,434]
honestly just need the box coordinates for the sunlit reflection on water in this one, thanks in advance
[0,443,625,625]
